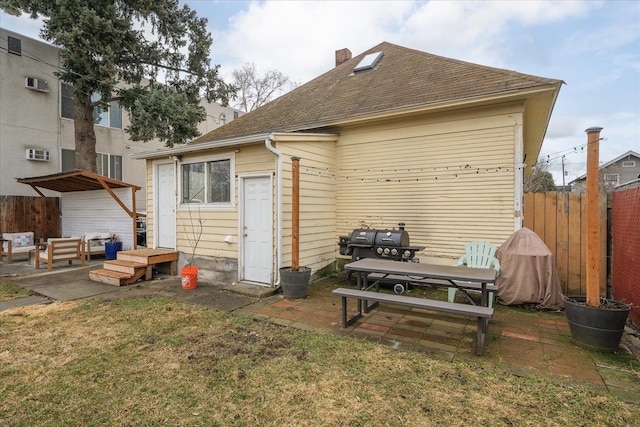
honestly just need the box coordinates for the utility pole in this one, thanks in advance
[561,155,566,191]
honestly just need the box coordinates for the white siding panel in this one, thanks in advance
[61,188,136,250]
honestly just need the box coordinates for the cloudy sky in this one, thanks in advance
[2,0,638,184]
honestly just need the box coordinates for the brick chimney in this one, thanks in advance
[335,48,352,67]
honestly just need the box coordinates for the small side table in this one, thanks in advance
[28,249,36,265]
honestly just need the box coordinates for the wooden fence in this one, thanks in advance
[523,191,607,296]
[0,196,61,240]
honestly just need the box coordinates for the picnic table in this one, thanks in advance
[335,258,497,355]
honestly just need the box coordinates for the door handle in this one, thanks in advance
[243,233,248,237]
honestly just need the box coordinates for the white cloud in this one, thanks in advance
[217,1,415,81]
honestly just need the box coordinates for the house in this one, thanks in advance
[570,150,640,193]
[0,28,242,209]
[133,42,563,287]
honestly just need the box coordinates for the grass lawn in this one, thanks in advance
[1,296,638,426]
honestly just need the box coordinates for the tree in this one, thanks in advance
[524,157,557,192]
[231,62,292,112]
[1,0,235,172]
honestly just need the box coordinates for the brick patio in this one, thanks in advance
[237,275,640,404]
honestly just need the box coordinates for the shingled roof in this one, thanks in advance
[192,42,562,143]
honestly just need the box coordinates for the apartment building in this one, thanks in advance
[0,28,242,207]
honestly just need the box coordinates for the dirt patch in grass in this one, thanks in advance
[1,297,638,426]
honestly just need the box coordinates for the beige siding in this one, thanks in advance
[336,106,523,264]
[278,140,337,272]
[175,144,275,260]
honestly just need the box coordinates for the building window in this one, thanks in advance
[8,36,21,55]
[62,149,121,180]
[622,161,635,167]
[61,148,76,172]
[604,174,619,184]
[61,84,74,119]
[181,156,233,206]
[61,83,122,128]
[97,153,122,180]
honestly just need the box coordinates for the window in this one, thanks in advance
[181,156,233,206]
[61,84,74,119]
[97,153,122,180]
[61,83,122,128]
[622,161,636,167]
[8,36,21,55]
[61,148,76,172]
[604,174,619,184]
[62,149,121,180]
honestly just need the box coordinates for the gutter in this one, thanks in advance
[131,133,275,160]
[265,135,282,288]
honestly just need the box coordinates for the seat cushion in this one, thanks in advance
[83,232,114,247]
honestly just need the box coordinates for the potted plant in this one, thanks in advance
[180,201,203,290]
[564,127,630,352]
[280,157,311,299]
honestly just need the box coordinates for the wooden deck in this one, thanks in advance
[89,248,179,286]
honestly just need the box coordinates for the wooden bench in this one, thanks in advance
[332,287,493,355]
[367,272,498,304]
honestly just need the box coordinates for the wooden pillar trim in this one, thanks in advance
[585,126,603,306]
[291,157,300,271]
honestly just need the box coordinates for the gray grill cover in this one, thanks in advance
[496,227,563,308]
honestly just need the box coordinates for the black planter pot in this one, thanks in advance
[280,266,311,299]
[564,296,631,353]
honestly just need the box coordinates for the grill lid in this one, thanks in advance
[349,229,376,246]
[374,229,410,247]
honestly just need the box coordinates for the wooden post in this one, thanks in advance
[291,157,300,271]
[585,127,602,307]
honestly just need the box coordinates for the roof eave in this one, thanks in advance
[131,132,340,160]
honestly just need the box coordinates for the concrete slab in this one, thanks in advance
[0,295,52,312]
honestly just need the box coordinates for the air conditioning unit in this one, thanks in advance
[26,149,50,161]
[25,77,49,92]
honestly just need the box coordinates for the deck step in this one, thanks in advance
[117,249,179,265]
[89,269,133,286]
[103,259,148,275]
[88,249,179,286]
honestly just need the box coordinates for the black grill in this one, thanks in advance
[339,223,423,262]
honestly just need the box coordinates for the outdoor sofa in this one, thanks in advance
[1,231,36,263]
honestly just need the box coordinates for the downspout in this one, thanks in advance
[514,123,524,231]
[265,136,282,288]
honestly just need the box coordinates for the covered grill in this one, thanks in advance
[339,223,423,262]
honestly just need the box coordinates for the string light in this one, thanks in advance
[298,163,518,183]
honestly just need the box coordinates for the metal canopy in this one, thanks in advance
[17,170,143,249]
[17,170,140,194]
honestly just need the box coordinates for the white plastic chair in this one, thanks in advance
[448,241,500,308]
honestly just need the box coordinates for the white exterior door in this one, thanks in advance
[157,163,176,249]
[242,176,273,284]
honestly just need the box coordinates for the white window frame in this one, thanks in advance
[92,93,122,129]
[60,83,122,129]
[622,161,635,167]
[604,173,619,184]
[178,153,236,210]
[96,152,122,180]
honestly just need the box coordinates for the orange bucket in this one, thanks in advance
[181,266,198,290]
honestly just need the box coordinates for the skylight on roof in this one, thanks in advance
[353,51,383,73]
